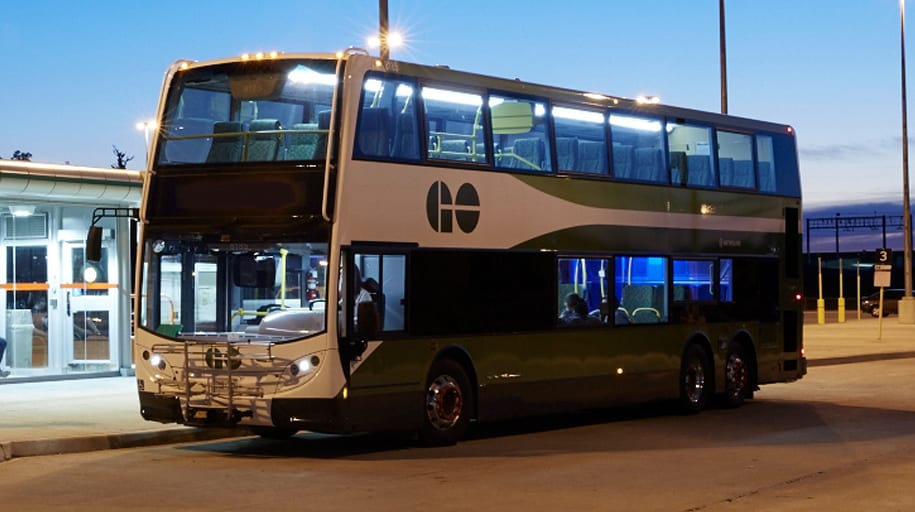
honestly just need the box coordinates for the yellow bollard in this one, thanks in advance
[837,257,845,323]
[817,257,825,324]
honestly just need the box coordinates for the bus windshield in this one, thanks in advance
[140,238,329,342]
[155,58,338,166]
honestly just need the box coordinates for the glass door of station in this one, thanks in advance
[62,242,118,370]
[3,244,49,369]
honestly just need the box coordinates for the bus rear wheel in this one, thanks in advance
[419,359,473,446]
[722,342,750,408]
[678,344,711,414]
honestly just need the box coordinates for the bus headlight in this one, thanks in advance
[146,352,166,370]
[291,355,320,376]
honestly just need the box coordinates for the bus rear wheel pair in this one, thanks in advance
[678,342,752,414]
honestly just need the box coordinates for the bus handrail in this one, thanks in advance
[322,56,345,223]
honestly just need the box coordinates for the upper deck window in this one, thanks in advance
[668,122,715,188]
[355,75,420,161]
[155,59,337,166]
[609,113,667,184]
[717,130,755,189]
[422,86,488,163]
[553,106,608,175]
[490,94,552,173]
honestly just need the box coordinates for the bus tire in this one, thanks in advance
[678,344,711,414]
[419,358,473,446]
[722,341,750,408]
[250,426,298,439]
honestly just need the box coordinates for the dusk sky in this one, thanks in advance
[1,1,911,212]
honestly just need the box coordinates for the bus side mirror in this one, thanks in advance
[86,226,103,262]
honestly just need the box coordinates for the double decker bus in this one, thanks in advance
[129,49,805,444]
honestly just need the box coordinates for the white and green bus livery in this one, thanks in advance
[131,50,805,444]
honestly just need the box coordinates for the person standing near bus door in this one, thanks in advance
[0,336,10,377]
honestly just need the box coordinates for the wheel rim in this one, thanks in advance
[426,374,464,431]
[726,352,748,401]
[684,358,706,405]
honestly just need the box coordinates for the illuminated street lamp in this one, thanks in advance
[372,0,406,60]
[368,29,403,60]
[135,119,156,165]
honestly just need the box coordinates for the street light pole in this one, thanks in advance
[379,0,390,61]
[900,0,915,323]
[719,0,728,114]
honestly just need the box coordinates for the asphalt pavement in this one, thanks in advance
[2,312,914,463]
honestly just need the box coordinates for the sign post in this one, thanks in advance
[874,248,893,339]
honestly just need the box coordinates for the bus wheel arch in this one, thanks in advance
[678,337,713,414]
[722,334,757,408]
[418,348,477,446]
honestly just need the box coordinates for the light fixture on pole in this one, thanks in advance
[370,0,404,60]
[135,119,156,165]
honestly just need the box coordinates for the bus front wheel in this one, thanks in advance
[419,359,473,446]
[678,344,711,414]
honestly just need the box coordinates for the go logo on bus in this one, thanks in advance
[426,181,480,233]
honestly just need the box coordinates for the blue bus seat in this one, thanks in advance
[612,143,635,179]
[758,162,776,192]
[577,140,607,173]
[286,123,319,160]
[507,137,545,170]
[556,136,578,170]
[355,107,391,158]
[734,160,755,188]
[246,119,282,161]
[314,110,332,157]
[687,154,714,187]
[635,147,664,183]
[718,157,734,187]
[206,121,244,163]
[391,111,419,160]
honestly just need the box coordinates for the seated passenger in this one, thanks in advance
[559,293,589,326]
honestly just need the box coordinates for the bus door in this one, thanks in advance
[62,241,118,368]
[339,249,406,365]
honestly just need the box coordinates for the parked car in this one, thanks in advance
[862,289,911,317]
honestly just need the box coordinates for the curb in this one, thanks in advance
[0,427,245,463]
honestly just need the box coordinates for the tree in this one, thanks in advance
[11,150,32,161]
[111,145,134,169]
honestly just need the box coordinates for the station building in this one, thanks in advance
[1,160,141,381]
